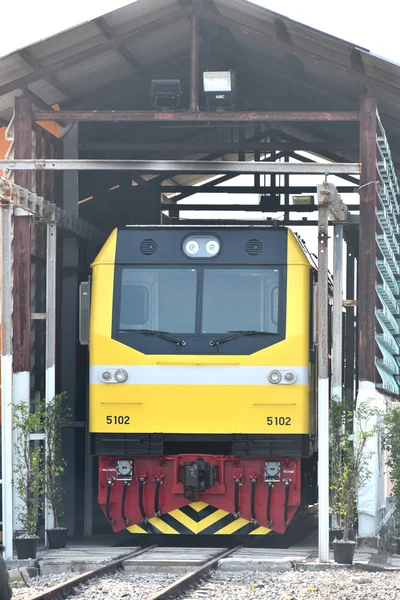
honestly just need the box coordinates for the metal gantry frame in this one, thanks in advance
[0,159,361,175]
[0,177,104,559]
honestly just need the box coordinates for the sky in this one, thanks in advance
[0,0,399,63]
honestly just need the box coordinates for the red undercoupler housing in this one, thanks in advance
[98,454,301,535]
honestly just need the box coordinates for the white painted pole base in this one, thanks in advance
[45,220,57,536]
[1,202,13,559]
[356,384,386,538]
[318,377,330,562]
[12,371,31,533]
[45,365,56,532]
[1,355,14,559]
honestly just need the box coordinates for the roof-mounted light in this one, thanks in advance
[150,79,182,110]
[203,70,236,111]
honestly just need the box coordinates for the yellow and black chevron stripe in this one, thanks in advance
[127,501,272,535]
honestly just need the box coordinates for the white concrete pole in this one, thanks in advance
[45,218,57,532]
[332,224,344,400]
[317,183,330,562]
[1,201,14,559]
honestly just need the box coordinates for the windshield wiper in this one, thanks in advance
[119,329,186,346]
[209,330,278,347]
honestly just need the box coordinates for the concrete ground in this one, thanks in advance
[219,529,400,572]
[6,529,400,575]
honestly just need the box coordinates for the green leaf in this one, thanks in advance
[12,393,71,533]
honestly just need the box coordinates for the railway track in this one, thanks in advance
[23,545,242,600]
[145,545,242,600]
[16,514,318,599]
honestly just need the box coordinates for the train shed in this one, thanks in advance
[1,0,400,559]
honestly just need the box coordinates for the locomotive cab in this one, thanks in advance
[88,225,317,535]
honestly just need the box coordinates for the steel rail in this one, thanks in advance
[26,545,157,600]
[146,545,243,600]
[0,159,361,175]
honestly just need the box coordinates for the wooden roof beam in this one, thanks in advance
[229,47,400,145]
[22,87,55,112]
[0,8,189,98]
[19,49,74,99]
[265,127,359,182]
[350,48,367,75]
[21,88,67,128]
[94,17,146,74]
[33,110,359,122]
[272,18,308,80]
[79,141,357,152]
[60,49,192,110]
[218,45,355,109]
[286,149,359,185]
[195,5,400,99]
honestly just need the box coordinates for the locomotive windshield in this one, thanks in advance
[117,266,280,335]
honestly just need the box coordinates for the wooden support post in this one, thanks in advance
[13,96,32,376]
[12,95,32,533]
[358,96,377,385]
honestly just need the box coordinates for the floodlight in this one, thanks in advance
[292,195,314,205]
[259,194,281,212]
[150,79,182,110]
[203,70,236,111]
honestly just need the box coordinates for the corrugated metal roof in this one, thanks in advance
[0,0,400,161]
[0,0,399,109]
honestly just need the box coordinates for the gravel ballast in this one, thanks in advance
[10,570,178,600]
[9,565,400,600]
[179,568,400,599]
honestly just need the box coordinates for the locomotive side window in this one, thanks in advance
[270,285,279,326]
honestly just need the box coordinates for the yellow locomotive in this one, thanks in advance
[89,226,317,535]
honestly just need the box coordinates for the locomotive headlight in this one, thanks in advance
[284,371,296,384]
[183,234,221,258]
[205,239,220,255]
[101,370,113,382]
[115,368,128,383]
[184,240,200,256]
[268,370,282,384]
